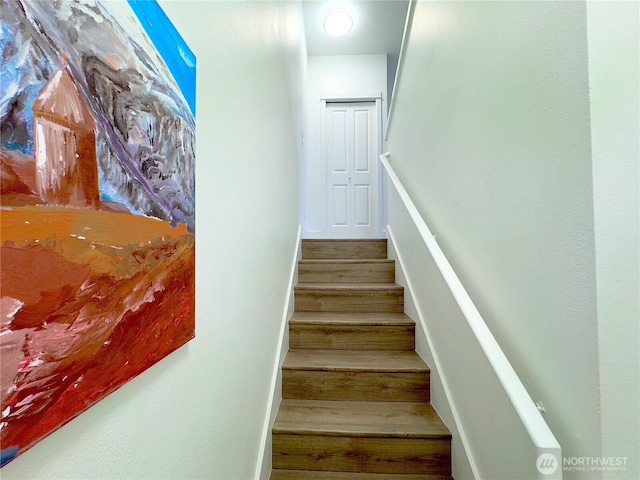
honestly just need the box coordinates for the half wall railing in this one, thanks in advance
[381,152,562,479]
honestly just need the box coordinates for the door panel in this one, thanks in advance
[354,109,370,172]
[332,184,348,226]
[354,184,370,226]
[331,110,348,172]
[325,102,379,238]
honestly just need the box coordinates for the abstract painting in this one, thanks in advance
[0,0,195,465]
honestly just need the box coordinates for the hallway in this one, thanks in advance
[1,2,637,479]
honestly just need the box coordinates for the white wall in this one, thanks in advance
[302,54,387,237]
[387,1,610,478]
[588,2,640,477]
[384,158,560,480]
[1,1,306,479]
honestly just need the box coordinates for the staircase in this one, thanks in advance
[270,239,452,479]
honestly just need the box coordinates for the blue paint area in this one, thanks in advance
[1,446,19,467]
[127,0,196,116]
[0,20,48,154]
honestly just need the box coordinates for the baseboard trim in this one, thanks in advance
[255,226,301,480]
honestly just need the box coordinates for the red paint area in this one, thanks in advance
[0,208,195,459]
[2,246,92,328]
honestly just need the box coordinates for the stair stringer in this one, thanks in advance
[256,227,301,480]
[387,226,476,480]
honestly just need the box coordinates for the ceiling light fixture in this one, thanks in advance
[323,10,353,37]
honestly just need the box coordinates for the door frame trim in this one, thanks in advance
[320,93,384,238]
[321,92,383,103]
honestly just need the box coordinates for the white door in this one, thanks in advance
[325,102,379,238]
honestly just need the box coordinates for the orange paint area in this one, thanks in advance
[1,207,195,456]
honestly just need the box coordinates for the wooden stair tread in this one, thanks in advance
[290,312,414,326]
[302,239,388,259]
[271,471,452,480]
[289,312,416,351]
[274,399,451,439]
[298,259,396,283]
[295,282,403,291]
[299,259,394,264]
[273,239,451,477]
[295,283,404,313]
[283,349,429,372]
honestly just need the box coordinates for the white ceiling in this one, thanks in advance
[302,0,410,59]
